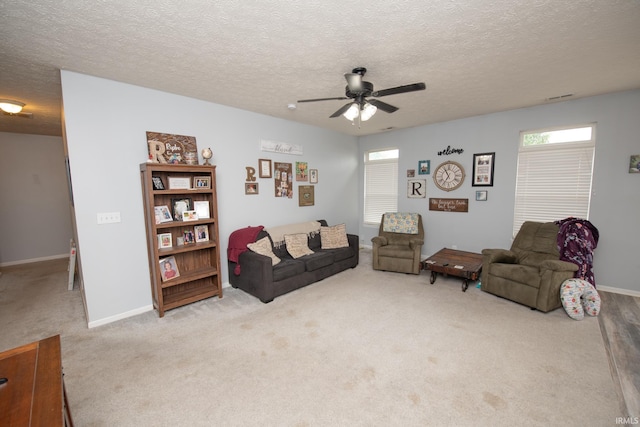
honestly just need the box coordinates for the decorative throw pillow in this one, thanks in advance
[284,233,314,259]
[560,279,586,320]
[320,223,349,249]
[582,283,601,317]
[247,236,281,266]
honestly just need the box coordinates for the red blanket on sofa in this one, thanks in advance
[227,225,264,275]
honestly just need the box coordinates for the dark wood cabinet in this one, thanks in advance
[140,163,222,317]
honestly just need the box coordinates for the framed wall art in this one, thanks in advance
[472,152,495,187]
[296,161,308,181]
[274,162,293,198]
[146,132,197,164]
[309,169,318,184]
[476,190,488,201]
[259,159,272,178]
[298,185,315,206]
[418,160,430,175]
[245,182,259,195]
[629,154,640,173]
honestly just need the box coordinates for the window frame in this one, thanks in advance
[363,148,399,226]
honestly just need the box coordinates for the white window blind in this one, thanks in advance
[364,150,398,224]
[513,126,595,236]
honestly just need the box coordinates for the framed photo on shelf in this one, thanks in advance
[476,190,488,201]
[309,169,318,184]
[258,159,272,178]
[168,176,192,190]
[152,176,165,190]
[154,205,173,224]
[472,152,495,187]
[245,182,259,195]
[160,256,180,282]
[182,210,199,221]
[183,230,195,244]
[193,200,210,219]
[157,233,172,248]
[171,197,192,221]
[193,176,211,188]
[194,225,209,243]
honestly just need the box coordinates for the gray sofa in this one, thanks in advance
[228,220,359,303]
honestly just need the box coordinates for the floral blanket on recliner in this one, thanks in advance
[382,212,419,234]
[555,217,599,286]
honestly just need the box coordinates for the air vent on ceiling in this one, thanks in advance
[546,93,574,102]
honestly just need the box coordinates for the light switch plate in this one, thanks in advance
[97,212,121,224]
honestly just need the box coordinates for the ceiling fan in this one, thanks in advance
[297,67,426,122]
[1,111,33,119]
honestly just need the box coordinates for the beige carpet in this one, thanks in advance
[0,251,622,426]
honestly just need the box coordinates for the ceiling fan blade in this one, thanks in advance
[297,97,349,103]
[344,73,363,92]
[367,99,398,113]
[371,82,426,98]
[2,111,33,118]
[330,102,356,118]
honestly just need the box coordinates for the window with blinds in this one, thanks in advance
[364,148,398,225]
[513,124,595,236]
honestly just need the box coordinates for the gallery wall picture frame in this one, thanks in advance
[629,154,640,173]
[193,176,211,188]
[259,159,272,178]
[296,161,308,181]
[418,160,430,175]
[476,190,488,201]
[245,182,259,195]
[472,152,495,187]
[407,169,415,178]
[407,179,427,198]
[309,169,318,184]
[298,185,315,206]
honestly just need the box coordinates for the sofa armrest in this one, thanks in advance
[371,236,388,247]
[234,250,276,302]
[540,259,579,272]
[481,248,517,264]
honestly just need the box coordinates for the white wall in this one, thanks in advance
[358,90,640,293]
[60,71,358,325]
[0,132,73,264]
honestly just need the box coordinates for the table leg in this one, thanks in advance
[462,280,469,292]
[430,271,437,284]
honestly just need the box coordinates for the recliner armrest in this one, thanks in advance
[409,239,424,249]
[540,259,579,272]
[371,236,388,247]
[482,248,517,264]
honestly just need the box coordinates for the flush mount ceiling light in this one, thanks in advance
[0,99,25,114]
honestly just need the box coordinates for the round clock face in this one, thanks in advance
[434,161,465,191]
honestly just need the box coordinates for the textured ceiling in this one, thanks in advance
[1,0,639,137]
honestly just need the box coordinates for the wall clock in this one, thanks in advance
[433,161,465,192]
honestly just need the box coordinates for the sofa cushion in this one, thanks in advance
[272,259,306,282]
[321,246,355,262]
[302,251,334,271]
[284,233,314,259]
[320,223,349,249]
[247,236,281,266]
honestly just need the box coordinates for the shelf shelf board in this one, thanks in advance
[161,266,218,289]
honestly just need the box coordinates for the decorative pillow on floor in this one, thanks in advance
[247,236,281,266]
[320,223,349,249]
[284,233,314,259]
[560,278,600,320]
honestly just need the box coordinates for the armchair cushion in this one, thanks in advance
[382,212,420,234]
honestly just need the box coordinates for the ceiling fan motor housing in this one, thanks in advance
[345,81,373,98]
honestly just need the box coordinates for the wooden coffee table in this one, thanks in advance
[422,248,483,292]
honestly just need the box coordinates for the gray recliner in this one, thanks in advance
[481,221,578,312]
[371,213,424,274]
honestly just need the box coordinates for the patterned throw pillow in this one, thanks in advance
[560,278,601,320]
[284,233,314,259]
[247,236,281,266]
[320,224,349,249]
[382,212,419,234]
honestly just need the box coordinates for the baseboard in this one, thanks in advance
[0,253,69,267]
[88,304,154,328]
[597,285,640,298]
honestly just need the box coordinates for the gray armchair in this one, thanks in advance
[481,221,578,312]
[371,213,424,274]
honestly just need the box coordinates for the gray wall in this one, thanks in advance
[358,89,640,293]
[60,71,359,326]
[0,132,72,264]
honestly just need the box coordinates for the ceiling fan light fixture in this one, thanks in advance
[343,103,360,121]
[360,102,377,121]
[0,99,25,114]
